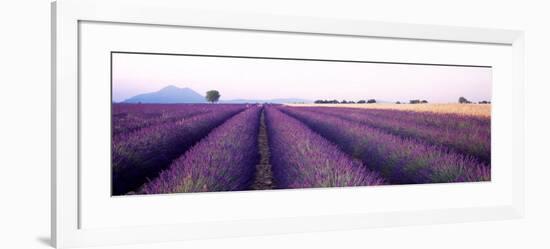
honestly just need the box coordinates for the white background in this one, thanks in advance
[0,0,548,248]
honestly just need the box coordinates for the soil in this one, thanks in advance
[251,109,275,190]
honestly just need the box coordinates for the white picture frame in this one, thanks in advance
[52,0,525,248]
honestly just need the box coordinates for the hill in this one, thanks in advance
[123,86,206,103]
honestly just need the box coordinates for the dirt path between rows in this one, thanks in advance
[251,109,275,190]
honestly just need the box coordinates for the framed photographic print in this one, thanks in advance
[52,0,525,248]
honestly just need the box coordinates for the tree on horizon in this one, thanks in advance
[206,90,221,103]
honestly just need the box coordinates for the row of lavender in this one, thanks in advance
[112,104,246,195]
[142,107,262,194]
[279,106,490,184]
[300,106,491,163]
[265,106,384,188]
[112,104,219,138]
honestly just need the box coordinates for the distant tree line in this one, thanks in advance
[407,99,429,104]
[314,99,377,104]
[459,96,491,104]
[313,97,491,105]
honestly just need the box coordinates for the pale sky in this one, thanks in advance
[112,53,492,103]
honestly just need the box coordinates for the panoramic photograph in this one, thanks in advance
[111,52,492,196]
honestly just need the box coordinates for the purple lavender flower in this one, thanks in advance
[280,106,490,184]
[141,107,261,194]
[265,106,385,189]
[112,104,246,195]
[296,106,491,163]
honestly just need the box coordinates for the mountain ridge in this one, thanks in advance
[123,85,206,103]
[122,85,313,104]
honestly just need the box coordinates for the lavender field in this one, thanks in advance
[111,103,490,195]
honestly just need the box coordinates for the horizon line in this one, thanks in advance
[116,85,491,104]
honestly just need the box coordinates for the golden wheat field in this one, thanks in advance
[287,103,491,117]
